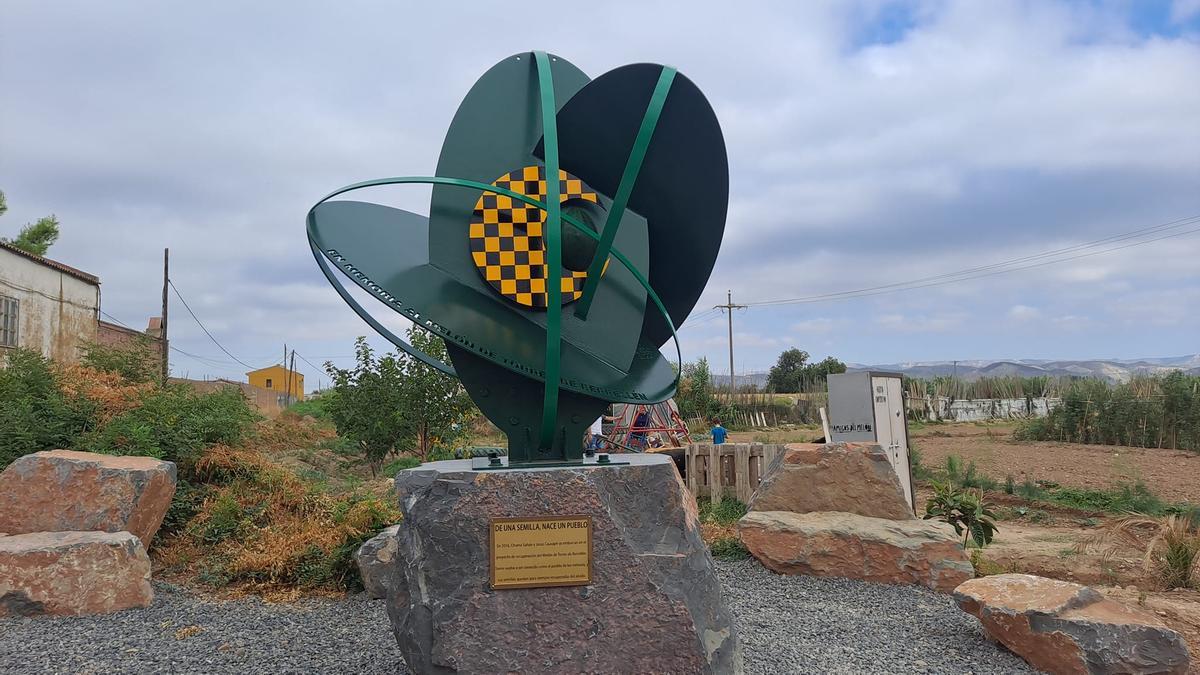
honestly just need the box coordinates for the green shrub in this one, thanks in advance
[81,338,159,384]
[198,492,247,543]
[1004,475,1015,495]
[160,479,210,537]
[709,537,750,561]
[286,397,331,421]
[1050,482,1164,514]
[77,385,258,468]
[382,456,421,475]
[0,348,91,469]
[698,497,748,526]
[1017,479,1047,501]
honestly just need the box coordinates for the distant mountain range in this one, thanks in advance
[732,354,1200,386]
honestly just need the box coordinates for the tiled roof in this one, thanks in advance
[0,240,101,285]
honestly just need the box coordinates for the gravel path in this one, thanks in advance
[1,562,1034,674]
[716,559,1035,674]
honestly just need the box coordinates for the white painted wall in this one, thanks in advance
[0,248,99,365]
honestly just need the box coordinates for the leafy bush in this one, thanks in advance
[709,537,750,561]
[1049,482,1164,514]
[924,481,999,548]
[0,349,92,469]
[81,338,159,384]
[943,454,998,491]
[77,385,258,468]
[698,497,748,526]
[286,397,331,422]
[382,456,421,476]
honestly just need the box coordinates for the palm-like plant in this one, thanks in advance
[924,481,999,548]
[1080,513,1200,590]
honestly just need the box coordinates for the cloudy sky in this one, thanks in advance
[2,0,1198,387]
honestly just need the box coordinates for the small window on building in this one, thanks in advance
[265,378,273,388]
[0,295,17,348]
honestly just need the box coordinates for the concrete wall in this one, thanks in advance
[0,247,100,365]
[907,396,1061,422]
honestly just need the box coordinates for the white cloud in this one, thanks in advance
[1007,305,1040,320]
[1,0,1197,379]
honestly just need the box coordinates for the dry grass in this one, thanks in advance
[1080,514,1200,589]
[55,363,153,425]
[154,416,400,595]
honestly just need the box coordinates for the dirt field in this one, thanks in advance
[906,424,1199,668]
[912,422,1200,504]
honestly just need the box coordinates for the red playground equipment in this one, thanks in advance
[607,400,691,450]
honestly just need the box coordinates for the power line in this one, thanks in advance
[292,350,326,374]
[167,280,256,369]
[100,309,241,368]
[746,214,1200,307]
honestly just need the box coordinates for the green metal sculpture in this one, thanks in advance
[307,51,727,467]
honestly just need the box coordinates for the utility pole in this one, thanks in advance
[715,290,746,401]
[289,350,297,405]
[160,248,169,386]
[282,344,289,406]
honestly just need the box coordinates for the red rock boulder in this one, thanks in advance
[0,531,153,617]
[748,442,914,519]
[0,450,176,547]
[739,510,973,593]
[955,574,1190,675]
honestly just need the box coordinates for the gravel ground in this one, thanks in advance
[716,559,1036,674]
[1,563,1035,674]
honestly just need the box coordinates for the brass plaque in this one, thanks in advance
[490,515,593,589]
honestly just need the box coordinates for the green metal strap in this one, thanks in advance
[533,51,562,450]
[574,66,676,320]
[307,174,683,401]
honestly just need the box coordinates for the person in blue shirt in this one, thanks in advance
[711,419,727,445]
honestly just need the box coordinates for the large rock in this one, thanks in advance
[355,524,400,599]
[0,449,177,547]
[738,510,972,593]
[0,531,153,617]
[748,442,914,519]
[955,574,1191,675]
[389,454,741,674]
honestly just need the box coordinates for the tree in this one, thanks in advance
[767,348,809,393]
[678,357,718,421]
[766,348,848,393]
[801,356,848,390]
[323,330,477,472]
[403,327,475,460]
[0,189,61,257]
[7,216,61,256]
[324,337,411,475]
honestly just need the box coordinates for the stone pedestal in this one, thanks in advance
[387,454,741,674]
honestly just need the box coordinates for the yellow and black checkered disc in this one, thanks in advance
[469,166,600,309]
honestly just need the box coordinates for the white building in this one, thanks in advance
[0,240,100,365]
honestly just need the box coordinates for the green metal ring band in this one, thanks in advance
[305,174,682,402]
[533,51,563,448]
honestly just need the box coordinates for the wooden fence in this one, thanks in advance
[684,443,786,503]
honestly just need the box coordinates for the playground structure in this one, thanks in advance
[607,400,691,450]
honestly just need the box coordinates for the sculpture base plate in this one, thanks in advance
[469,456,630,470]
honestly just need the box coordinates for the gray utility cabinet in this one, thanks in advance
[827,371,915,512]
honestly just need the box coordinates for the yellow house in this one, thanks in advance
[246,364,304,402]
